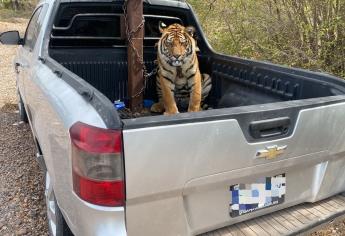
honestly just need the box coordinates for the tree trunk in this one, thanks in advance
[126,0,144,113]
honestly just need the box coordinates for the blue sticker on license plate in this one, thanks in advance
[229,174,286,217]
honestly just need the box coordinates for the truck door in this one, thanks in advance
[15,5,47,124]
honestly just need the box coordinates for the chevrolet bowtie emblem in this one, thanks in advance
[256,145,287,160]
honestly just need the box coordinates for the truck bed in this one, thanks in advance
[48,1,345,120]
[50,47,345,116]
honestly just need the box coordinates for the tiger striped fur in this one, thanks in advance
[151,23,212,115]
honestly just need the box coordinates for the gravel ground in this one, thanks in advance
[311,220,345,236]
[0,111,48,235]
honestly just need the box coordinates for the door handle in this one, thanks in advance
[15,62,29,67]
[15,62,28,73]
[15,62,21,73]
[249,117,291,139]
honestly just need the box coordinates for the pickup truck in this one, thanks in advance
[2,0,345,235]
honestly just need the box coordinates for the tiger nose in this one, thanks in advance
[173,54,181,60]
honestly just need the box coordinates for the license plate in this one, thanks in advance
[229,174,286,218]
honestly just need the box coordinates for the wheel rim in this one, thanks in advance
[45,172,57,236]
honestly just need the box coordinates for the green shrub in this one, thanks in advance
[188,0,345,78]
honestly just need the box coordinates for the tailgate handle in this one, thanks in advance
[249,117,291,139]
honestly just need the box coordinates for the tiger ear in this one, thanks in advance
[185,26,196,37]
[159,21,167,33]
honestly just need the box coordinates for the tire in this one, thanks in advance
[45,171,74,236]
[18,93,28,123]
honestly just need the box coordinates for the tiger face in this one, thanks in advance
[158,23,196,67]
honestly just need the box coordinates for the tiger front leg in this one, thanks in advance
[188,71,202,112]
[159,75,179,115]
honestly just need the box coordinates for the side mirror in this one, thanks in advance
[0,31,22,45]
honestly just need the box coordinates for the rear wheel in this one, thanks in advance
[45,171,73,236]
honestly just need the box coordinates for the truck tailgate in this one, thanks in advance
[122,101,345,236]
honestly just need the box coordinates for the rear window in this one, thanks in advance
[50,3,186,47]
[53,15,122,38]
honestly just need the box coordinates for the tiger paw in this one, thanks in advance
[151,103,165,113]
[163,105,179,115]
[188,106,201,113]
[164,111,179,116]
[164,105,179,115]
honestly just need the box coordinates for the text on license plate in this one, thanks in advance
[229,174,286,217]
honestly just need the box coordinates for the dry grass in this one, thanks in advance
[0,18,28,109]
[0,8,33,22]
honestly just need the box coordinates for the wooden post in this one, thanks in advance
[127,0,144,113]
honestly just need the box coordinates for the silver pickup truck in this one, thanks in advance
[2,0,345,235]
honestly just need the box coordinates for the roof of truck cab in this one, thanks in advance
[41,0,189,9]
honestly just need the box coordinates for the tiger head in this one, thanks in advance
[158,22,197,67]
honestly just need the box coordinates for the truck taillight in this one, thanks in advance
[70,122,124,207]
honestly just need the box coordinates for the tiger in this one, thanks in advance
[151,22,212,115]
